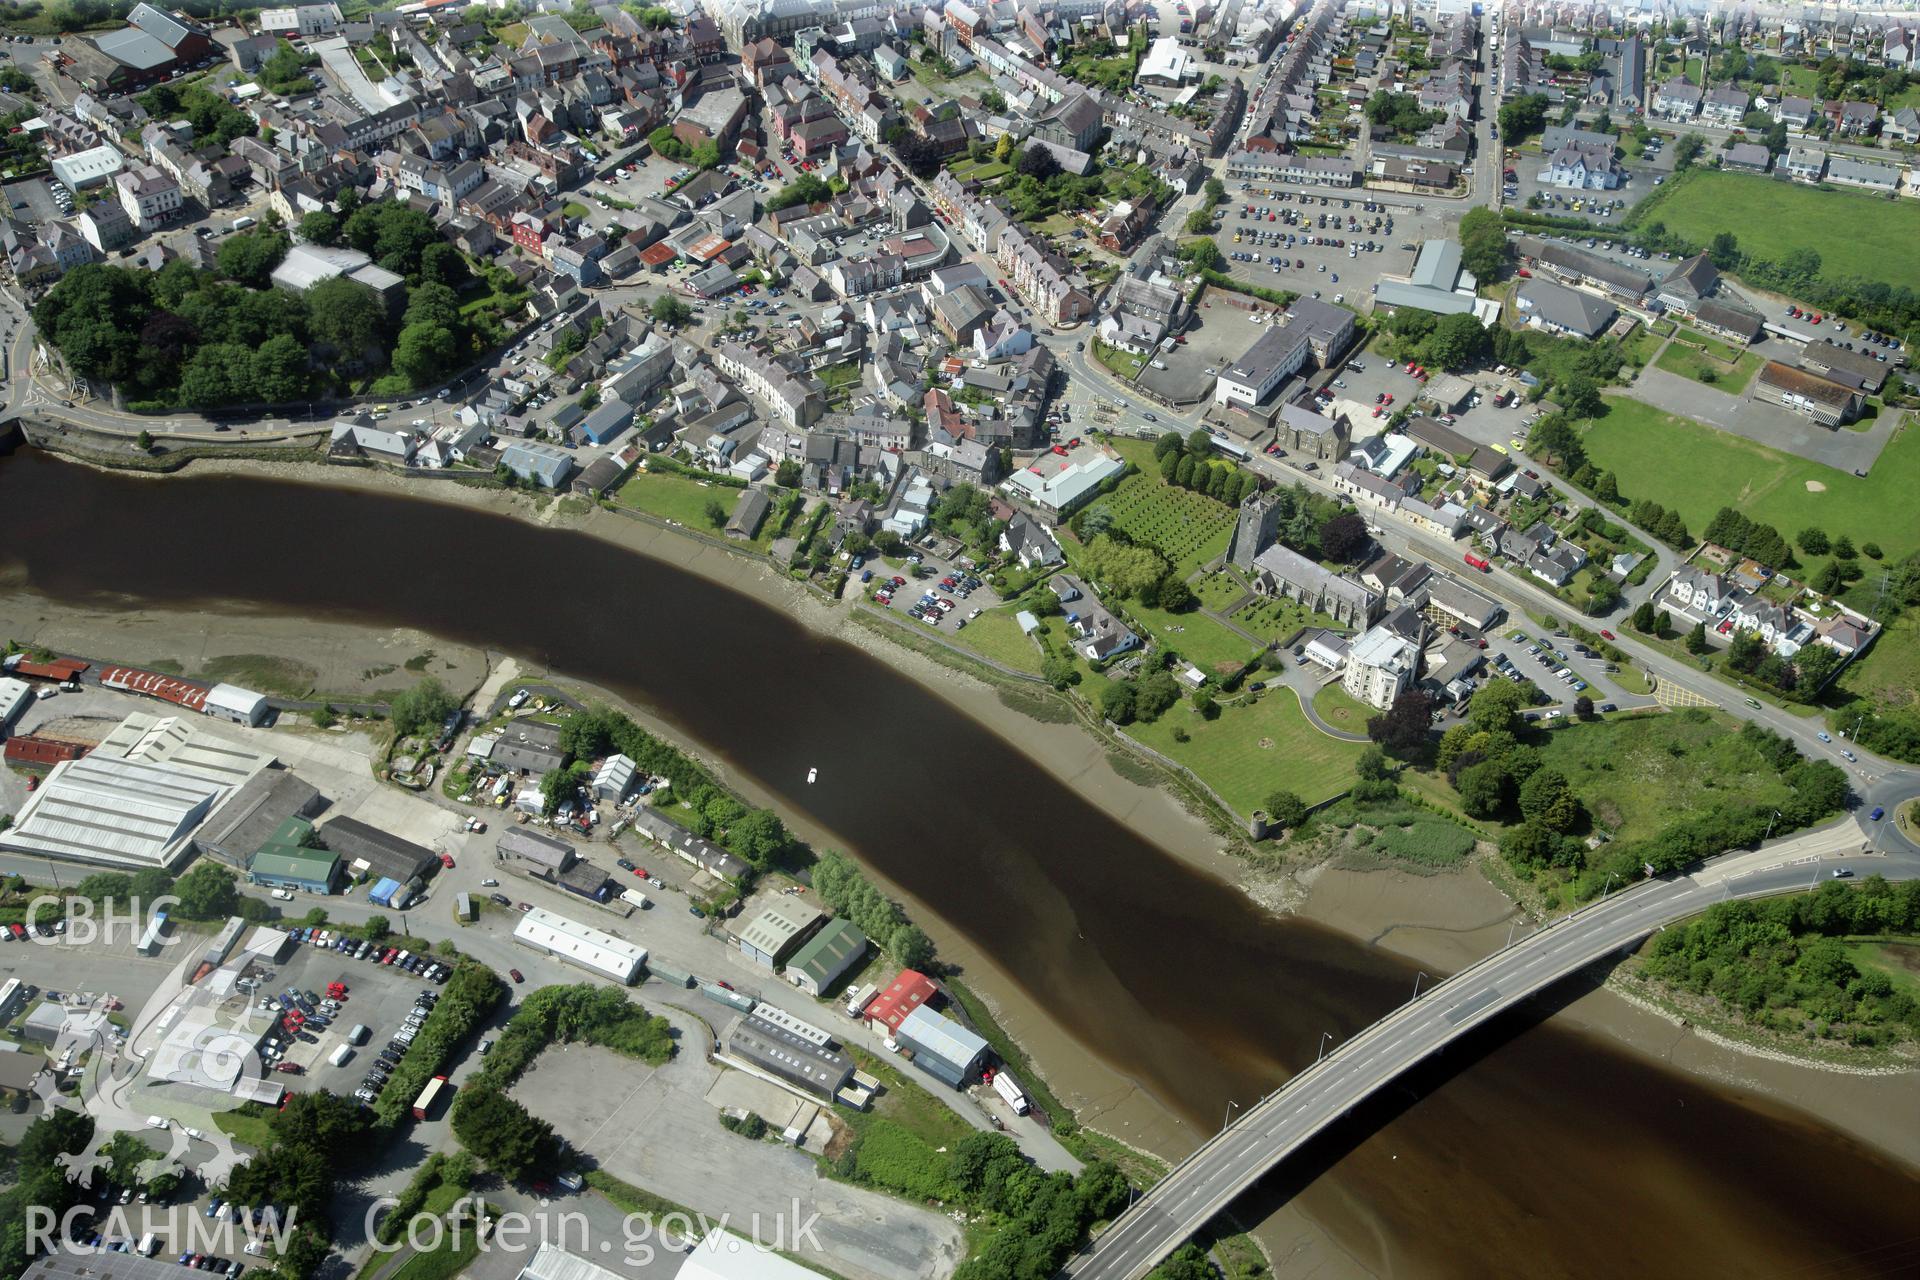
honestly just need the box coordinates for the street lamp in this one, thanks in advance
[1602,871,1618,898]
[1222,1099,1240,1133]
[1412,970,1431,1000]
[1764,808,1782,841]
[1317,1030,1334,1063]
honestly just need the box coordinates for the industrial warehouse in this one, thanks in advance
[512,906,648,985]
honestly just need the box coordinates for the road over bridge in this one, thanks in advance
[1063,822,1920,1280]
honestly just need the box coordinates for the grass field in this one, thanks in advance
[1125,687,1364,815]
[953,606,1044,674]
[1844,937,1920,1002]
[1078,467,1237,577]
[610,470,738,531]
[1576,395,1920,561]
[1642,170,1920,292]
[1530,708,1797,840]
[1128,601,1260,674]
[1653,333,1763,392]
[213,1108,276,1152]
[1836,611,1920,716]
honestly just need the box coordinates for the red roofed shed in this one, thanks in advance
[864,969,939,1033]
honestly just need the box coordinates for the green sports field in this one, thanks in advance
[1576,396,1920,561]
[1643,170,1920,292]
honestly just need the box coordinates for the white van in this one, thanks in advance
[230,216,257,232]
[328,1043,354,1067]
[138,1234,159,1257]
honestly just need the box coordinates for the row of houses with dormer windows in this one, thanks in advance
[1660,561,1878,663]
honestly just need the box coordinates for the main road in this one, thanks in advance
[1064,818,1920,1280]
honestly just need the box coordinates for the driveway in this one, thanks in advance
[513,1037,964,1280]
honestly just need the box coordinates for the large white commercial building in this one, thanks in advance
[513,906,647,985]
[0,711,273,869]
[203,683,269,727]
[677,1231,830,1280]
[50,145,126,190]
[0,677,31,733]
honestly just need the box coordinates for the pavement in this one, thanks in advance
[517,1028,963,1280]
[1063,816,1920,1280]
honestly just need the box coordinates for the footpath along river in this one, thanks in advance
[1,451,1915,1279]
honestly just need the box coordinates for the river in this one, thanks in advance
[2,452,1914,1279]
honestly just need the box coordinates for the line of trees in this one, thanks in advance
[810,849,934,971]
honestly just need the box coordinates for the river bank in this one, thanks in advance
[4,451,1917,1280]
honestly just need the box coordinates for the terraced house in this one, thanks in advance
[994,223,1091,326]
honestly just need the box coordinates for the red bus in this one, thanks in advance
[1464,553,1491,572]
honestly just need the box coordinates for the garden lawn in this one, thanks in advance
[1125,687,1364,815]
[1529,707,1797,841]
[610,469,739,530]
[1653,340,1764,394]
[1576,395,1920,561]
[1312,682,1375,734]
[1642,169,1920,292]
[954,607,1045,674]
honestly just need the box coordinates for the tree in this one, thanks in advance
[1180,237,1223,271]
[389,676,457,738]
[1318,512,1369,562]
[135,429,153,452]
[1263,790,1308,828]
[1707,231,1741,269]
[307,275,387,359]
[1518,767,1580,833]
[1797,527,1830,555]
[1421,310,1491,371]
[1862,542,1883,560]
[726,809,793,870]
[450,1085,557,1181]
[703,498,727,528]
[650,294,693,327]
[1017,145,1061,180]
[1496,93,1549,141]
[173,863,240,919]
[1192,688,1218,719]
[891,923,934,969]
[1100,681,1136,724]
[1456,206,1510,282]
[1133,670,1182,721]
[1456,760,1511,818]
[216,228,290,289]
[1558,374,1603,419]
[1183,208,1213,235]
[1367,689,1436,756]
[1574,694,1595,718]
[419,242,472,290]
[1630,600,1658,632]
[1157,577,1196,612]
[1355,745,1389,781]
[1586,577,1622,615]
[1594,471,1620,504]
[1833,533,1856,560]
[1686,621,1710,654]
[297,209,340,246]
[1812,558,1844,595]
[1673,133,1706,169]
